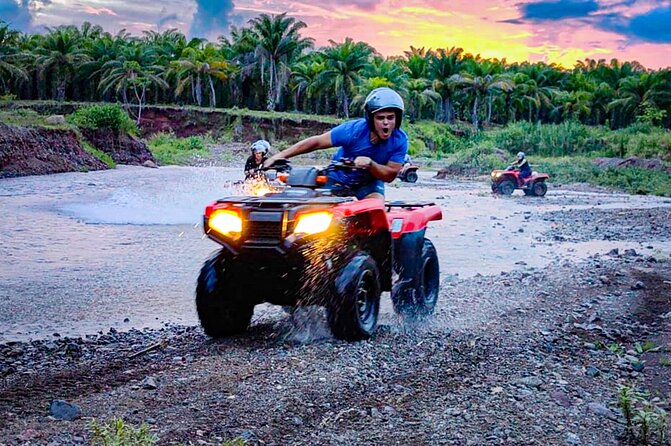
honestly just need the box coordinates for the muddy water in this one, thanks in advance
[1,166,670,342]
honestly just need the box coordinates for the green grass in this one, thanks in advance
[89,418,157,446]
[0,109,71,129]
[536,157,671,196]
[88,418,247,446]
[81,140,116,168]
[147,133,211,165]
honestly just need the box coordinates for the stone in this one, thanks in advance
[49,400,81,421]
[45,115,66,125]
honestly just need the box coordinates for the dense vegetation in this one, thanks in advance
[1,14,671,131]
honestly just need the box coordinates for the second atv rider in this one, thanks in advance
[510,151,532,180]
[244,139,271,179]
[263,87,408,199]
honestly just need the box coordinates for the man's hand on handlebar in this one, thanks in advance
[354,156,372,169]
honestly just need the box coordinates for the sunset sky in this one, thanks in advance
[2,0,671,69]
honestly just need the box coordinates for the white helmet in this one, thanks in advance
[251,139,270,154]
[517,151,525,159]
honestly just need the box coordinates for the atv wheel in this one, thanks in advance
[498,180,515,195]
[196,251,254,337]
[391,239,439,319]
[405,171,419,183]
[327,253,381,341]
[491,183,499,193]
[532,181,547,197]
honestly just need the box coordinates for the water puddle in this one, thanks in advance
[1,166,670,342]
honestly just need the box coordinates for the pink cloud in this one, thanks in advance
[81,5,118,16]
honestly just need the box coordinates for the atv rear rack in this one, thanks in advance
[385,200,436,211]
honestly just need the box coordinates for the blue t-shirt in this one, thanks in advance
[328,118,408,186]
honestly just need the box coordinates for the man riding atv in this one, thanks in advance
[244,139,271,179]
[264,87,407,199]
[510,151,531,179]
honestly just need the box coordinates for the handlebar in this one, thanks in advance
[331,158,366,170]
[262,158,292,172]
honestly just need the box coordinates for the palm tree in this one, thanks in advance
[34,26,90,100]
[318,38,374,117]
[249,13,313,111]
[99,44,168,123]
[609,72,671,126]
[429,47,463,122]
[0,21,28,94]
[405,78,440,121]
[171,43,234,107]
[452,71,512,129]
[290,56,325,113]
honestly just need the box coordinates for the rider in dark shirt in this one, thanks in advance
[244,140,270,179]
[512,151,532,179]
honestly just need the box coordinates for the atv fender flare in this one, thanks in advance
[386,205,442,239]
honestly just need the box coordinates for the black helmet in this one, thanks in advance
[364,87,405,130]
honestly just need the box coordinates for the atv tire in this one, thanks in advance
[327,252,381,341]
[405,171,419,183]
[196,251,254,337]
[531,181,547,197]
[391,238,440,319]
[498,180,515,195]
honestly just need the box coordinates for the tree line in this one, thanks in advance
[1,13,670,129]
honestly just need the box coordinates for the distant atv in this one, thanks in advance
[397,162,419,183]
[196,159,442,341]
[491,167,549,197]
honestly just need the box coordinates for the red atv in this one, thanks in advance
[397,162,419,183]
[196,160,442,341]
[490,166,549,197]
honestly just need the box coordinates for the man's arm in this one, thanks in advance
[264,132,333,167]
[366,159,403,182]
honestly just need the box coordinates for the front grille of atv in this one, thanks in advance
[246,220,282,240]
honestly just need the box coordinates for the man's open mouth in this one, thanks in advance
[382,128,390,135]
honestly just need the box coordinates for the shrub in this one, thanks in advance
[89,418,157,446]
[69,104,137,134]
[147,132,210,165]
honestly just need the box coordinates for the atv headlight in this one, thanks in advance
[208,209,242,240]
[293,211,333,236]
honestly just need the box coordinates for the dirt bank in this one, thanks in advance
[0,123,107,178]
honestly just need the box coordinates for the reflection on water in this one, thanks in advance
[1,166,670,342]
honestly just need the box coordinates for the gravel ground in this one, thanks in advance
[1,169,670,445]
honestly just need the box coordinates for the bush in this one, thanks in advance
[147,132,210,165]
[89,418,157,446]
[406,121,469,156]
[69,104,137,134]
[538,157,671,196]
[488,121,609,157]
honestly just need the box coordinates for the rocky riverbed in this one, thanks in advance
[1,165,670,445]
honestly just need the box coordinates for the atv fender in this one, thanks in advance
[386,205,442,239]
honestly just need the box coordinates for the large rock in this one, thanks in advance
[81,128,156,165]
[0,123,108,178]
[593,156,670,172]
